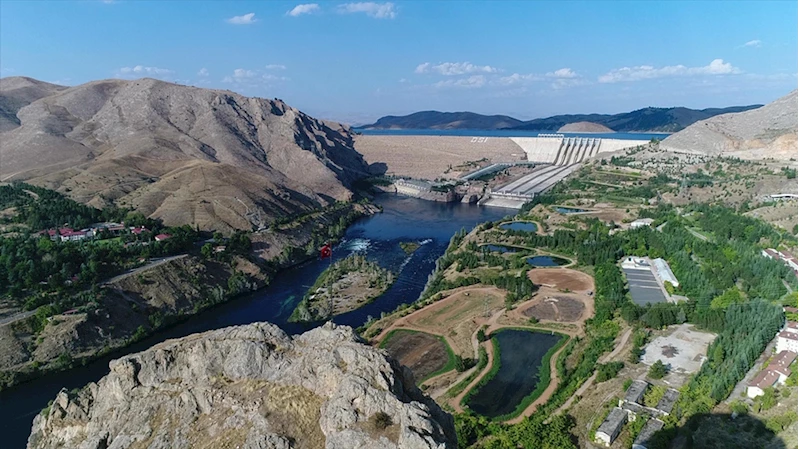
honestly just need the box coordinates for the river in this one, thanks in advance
[0,195,509,448]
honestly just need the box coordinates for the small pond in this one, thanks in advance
[481,244,519,254]
[499,221,538,232]
[526,255,569,267]
[466,329,562,418]
[554,206,587,214]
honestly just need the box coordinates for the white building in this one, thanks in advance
[595,407,627,446]
[653,258,679,288]
[776,321,798,353]
[630,218,655,229]
[747,350,797,398]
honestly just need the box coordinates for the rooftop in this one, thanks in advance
[624,380,649,404]
[778,330,798,341]
[748,369,780,390]
[654,389,680,415]
[633,419,665,449]
[597,407,627,436]
[768,350,797,377]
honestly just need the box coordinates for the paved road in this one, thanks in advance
[101,254,188,285]
[0,310,35,328]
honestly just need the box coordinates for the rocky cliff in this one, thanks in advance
[27,322,457,449]
[661,90,797,159]
[0,77,370,232]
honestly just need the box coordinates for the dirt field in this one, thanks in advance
[381,329,452,381]
[522,296,585,322]
[403,287,507,357]
[354,135,525,180]
[527,268,594,292]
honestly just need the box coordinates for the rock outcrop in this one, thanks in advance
[661,90,797,160]
[27,322,457,449]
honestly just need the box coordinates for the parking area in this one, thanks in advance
[642,324,717,379]
[623,268,667,305]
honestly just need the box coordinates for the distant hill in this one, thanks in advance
[0,76,369,232]
[510,105,763,133]
[557,121,614,133]
[661,90,797,160]
[361,105,762,133]
[362,111,523,130]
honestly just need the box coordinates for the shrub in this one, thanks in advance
[648,360,667,379]
[371,411,392,430]
[596,362,624,382]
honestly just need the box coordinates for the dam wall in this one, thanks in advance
[511,135,649,166]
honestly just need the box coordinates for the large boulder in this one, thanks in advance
[27,322,456,449]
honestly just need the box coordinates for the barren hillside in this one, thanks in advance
[0,77,67,132]
[661,90,798,159]
[0,77,369,232]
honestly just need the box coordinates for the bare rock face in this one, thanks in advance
[661,90,797,160]
[27,322,456,449]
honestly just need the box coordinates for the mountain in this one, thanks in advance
[661,90,797,159]
[27,322,457,449]
[0,77,369,232]
[0,77,67,132]
[362,111,523,130]
[557,121,614,133]
[510,105,763,133]
[361,105,762,133]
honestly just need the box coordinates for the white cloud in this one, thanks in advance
[197,68,209,77]
[415,61,499,76]
[433,75,486,89]
[118,65,173,75]
[222,68,289,85]
[414,62,431,74]
[743,39,762,48]
[546,68,578,78]
[338,2,397,19]
[598,59,741,83]
[265,64,287,70]
[287,4,320,16]
[226,13,257,25]
[496,73,542,86]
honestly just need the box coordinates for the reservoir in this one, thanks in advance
[481,244,519,254]
[357,128,670,141]
[0,195,508,448]
[466,329,562,418]
[499,221,537,232]
[527,255,570,267]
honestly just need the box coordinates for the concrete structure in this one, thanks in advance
[630,218,655,229]
[654,388,680,415]
[482,163,580,209]
[633,419,665,449]
[459,161,536,181]
[621,257,651,270]
[652,258,679,288]
[640,324,716,374]
[510,135,648,166]
[595,407,628,446]
[624,380,649,405]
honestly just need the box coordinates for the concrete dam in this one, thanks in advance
[509,134,649,166]
[480,135,649,209]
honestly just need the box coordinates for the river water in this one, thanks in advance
[0,195,509,448]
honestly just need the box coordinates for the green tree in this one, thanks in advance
[648,360,667,379]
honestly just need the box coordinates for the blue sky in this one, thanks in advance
[1,1,796,124]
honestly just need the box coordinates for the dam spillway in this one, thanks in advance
[510,134,649,166]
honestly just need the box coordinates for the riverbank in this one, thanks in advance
[1,196,509,448]
[0,201,379,391]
